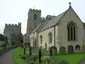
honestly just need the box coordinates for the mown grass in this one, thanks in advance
[13,47,27,64]
[54,53,85,64]
[13,48,85,64]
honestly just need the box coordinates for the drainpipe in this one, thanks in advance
[54,26,56,46]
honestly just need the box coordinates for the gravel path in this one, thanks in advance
[0,49,15,64]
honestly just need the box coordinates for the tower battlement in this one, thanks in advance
[28,8,41,14]
[5,23,21,27]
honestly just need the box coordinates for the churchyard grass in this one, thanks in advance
[54,53,85,64]
[13,47,85,64]
[13,47,27,64]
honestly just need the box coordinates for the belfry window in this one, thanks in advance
[67,22,76,41]
[34,14,37,20]
[48,32,52,43]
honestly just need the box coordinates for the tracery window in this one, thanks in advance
[67,22,77,41]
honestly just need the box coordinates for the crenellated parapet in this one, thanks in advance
[4,23,21,35]
[5,23,21,28]
[28,8,41,14]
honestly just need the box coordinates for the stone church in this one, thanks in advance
[24,3,85,53]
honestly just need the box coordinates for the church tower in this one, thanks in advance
[27,9,41,35]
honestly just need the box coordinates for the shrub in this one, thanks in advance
[42,49,49,56]
[26,55,39,64]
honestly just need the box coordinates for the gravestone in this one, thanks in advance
[68,45,74,53]
[59,46,66,54]
[82,45,85,52]
[49,46,57,56]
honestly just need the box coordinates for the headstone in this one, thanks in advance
[49,46,57,56]
[59,46,66,54]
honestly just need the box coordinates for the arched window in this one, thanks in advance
[34,14,37,20]
[48,32,52,43]
[67,22,77,41]
[40,35,43,44]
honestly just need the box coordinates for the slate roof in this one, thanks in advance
[31,6,77,33]
[40,11,67,31]
[37,20,50,32]
[31,19,50,33]
[32,23,42,33]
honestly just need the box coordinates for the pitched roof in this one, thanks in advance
[37,20,50,32]
[40,11,67,31]
[32,23,42,33]
[31,6,78,33]
[31,19,50,34]
[40,6,83,32]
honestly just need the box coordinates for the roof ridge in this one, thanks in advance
[40,9,68,32]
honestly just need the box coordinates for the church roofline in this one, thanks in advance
[39,2,83,32]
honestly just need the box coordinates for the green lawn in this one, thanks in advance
[13,47,27,64]
[54,53,85,64]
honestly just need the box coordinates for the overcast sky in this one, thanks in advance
[0,0,85,34]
